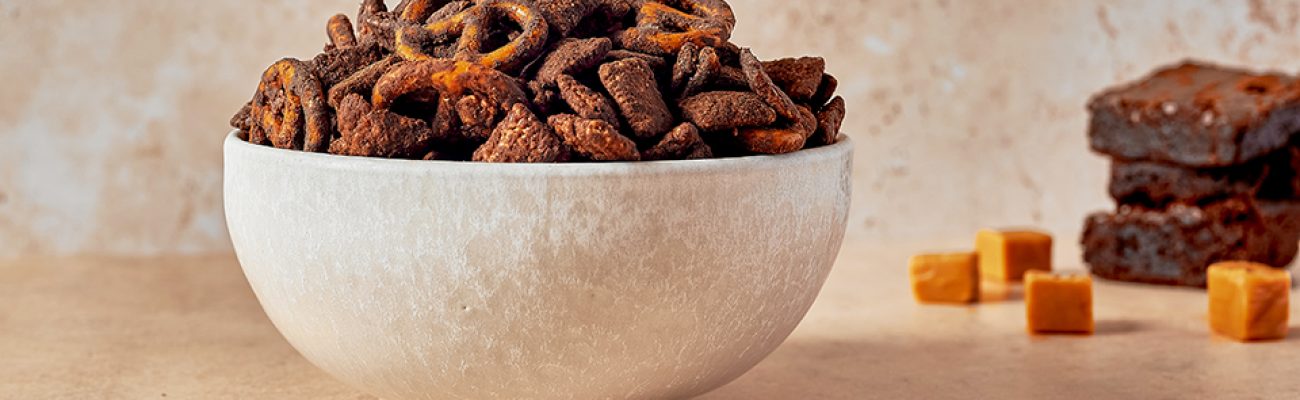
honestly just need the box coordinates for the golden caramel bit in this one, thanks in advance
[474,103,568,163]
[1208,262,1290,341]
[548,114,641,161]
[977,229,1053,282]
[1025,271,1093,334]
[909,252,979,304]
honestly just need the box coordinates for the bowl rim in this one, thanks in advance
[224,130,851,176]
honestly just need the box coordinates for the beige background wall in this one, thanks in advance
[2,0,1300,260]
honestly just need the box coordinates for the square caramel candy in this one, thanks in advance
[1025,271,1093,334]
[909,252,979,304]
[1208,261,1290,341]
[976,229,1052,282]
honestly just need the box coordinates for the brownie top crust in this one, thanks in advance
[1088,61,1300,167]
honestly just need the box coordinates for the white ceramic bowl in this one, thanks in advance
[223,131,852,400]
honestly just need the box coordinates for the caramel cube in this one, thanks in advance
[1207,261,1290,341]
[909,252,979,304]
[976,229,1052,281]
[1025,271,1093,334]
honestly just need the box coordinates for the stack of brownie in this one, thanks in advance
[1082,61,1300,287]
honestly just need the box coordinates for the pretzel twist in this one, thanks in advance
[394,0,549,74]
[371,59,529,113]
[250,58,331,152]
[618,0,736,55]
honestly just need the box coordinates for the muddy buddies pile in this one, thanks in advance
[229,0,846,162]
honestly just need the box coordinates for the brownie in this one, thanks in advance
[1081,198,1284,287]
[1259,200,1300,267]
[1259,144,1300,200]
[1109,161,1264,207]
[1088,61,1300,167]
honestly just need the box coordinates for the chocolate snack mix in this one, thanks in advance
[1083,61,1300,287]
[230,0,847,162]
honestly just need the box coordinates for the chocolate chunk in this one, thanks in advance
[762,56,825,101]
[547,113,640,161]
[1108,161,1264,208]
[680,91,777,131]
[1088,61,1300,167]
[740,49,801,121]
[536,37,612,86]
[1081,198,1283,287]
[598,58,674,138]
[556,75,620,128]
[473,103,567,163]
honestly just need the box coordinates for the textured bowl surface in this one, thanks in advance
[223,132,853,400]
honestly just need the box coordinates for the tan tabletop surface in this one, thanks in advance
[5,238,1300,399]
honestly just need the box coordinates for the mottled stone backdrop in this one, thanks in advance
[3,0,1300,260]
